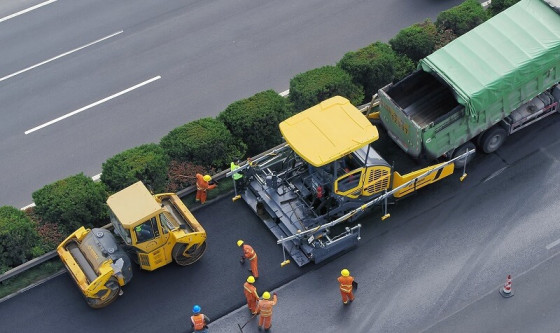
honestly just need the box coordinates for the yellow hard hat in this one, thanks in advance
[341,269,350,277]
[262,291,271,300]
[203,175,212,182]
[247,276,255,284]
[237,240,244,247]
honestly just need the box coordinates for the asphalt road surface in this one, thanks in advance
[2,112,560,332]
[0,0,464,208]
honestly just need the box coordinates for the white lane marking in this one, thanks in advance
[546,238,560,250]
[20,202,36,210]
[482,166,507,183]
[0,0,57,23]
[25,76,161,134]
[279,89,289,97]
[0,30,123,83]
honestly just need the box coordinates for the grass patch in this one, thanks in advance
[0,259,64,299]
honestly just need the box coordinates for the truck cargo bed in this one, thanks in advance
[386,71,459,128]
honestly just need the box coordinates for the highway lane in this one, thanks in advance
[2,113,560,332]
[0,0,464,207]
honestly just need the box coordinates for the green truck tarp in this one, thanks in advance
[420,0,560,118]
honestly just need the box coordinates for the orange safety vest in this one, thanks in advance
[191,314,205,330]
[244,282,258,300]
[196,174,216,191]
[258,296,277,317]
[338,276,354,293]
[243,244,257,260]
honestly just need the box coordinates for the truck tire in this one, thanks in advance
[479,126,508,154]
[451,141,475,169]
[172,242,207,266]
[85,277,121,309]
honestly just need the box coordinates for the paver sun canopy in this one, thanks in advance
[279,96,378,167]
[107,181,161,227]
[419,0,560,118]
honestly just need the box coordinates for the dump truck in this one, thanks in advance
[57,181,207,308]
[377,0,560,166]
[229,96,468,266]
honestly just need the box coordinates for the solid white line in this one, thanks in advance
[0,0,57,23]
[546,238,560,250]
[0,30,123,83]
[25,75,161,134]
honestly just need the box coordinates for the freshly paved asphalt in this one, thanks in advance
[0,0,464,208]
[2,114,560,332]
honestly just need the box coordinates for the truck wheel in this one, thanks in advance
[479,126,508,153]
[85,277,121,309]
[452,141,475,169]
[172,242,207,266]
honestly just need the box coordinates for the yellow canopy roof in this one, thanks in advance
[280,96,378,167]
[107,181,161,227]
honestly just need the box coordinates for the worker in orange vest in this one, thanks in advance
[195,174,217,204]
[243,275,259,314]
[256,291,278,331]
[190,305,210,333]
[237,240,259,278]
[337,269,355,304]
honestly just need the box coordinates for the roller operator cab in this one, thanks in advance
[107,181,207,271]
[58,181,207,308]
[239,96,455,266]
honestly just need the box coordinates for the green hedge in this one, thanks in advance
[436,0,489,36]
[390,20,437,63]
[288,66,365,111]
[489,0,520,16]
[338,42,414,98]
[101,143,169,193]
[160,118,247,168]
[32,174,108,234]
[0,206,43,273]
[218,90,293,156]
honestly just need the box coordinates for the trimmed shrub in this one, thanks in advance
[218,90,293,156]
[435,28,458,49]
[0,206,44,272]
[101,143,170,193]
[338,42,415,98]
[160,118,247,169]
[436,0,489,36]
[489,0,520,16]
[32,173,108,234]
[288,66,365,111]
[390,20,437,63]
